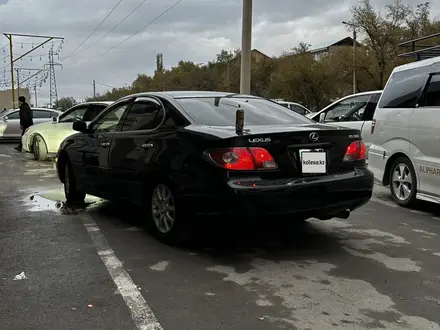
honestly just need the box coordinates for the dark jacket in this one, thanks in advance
[19,102,33,127]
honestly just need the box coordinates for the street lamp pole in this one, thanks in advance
[342,21,357,94]
[240,0,252,95]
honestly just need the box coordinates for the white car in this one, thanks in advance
[0,107,61,141]
[23,101,113,160]
[369,56,440,207]
[307,91,383,156]
[274,100,311,116]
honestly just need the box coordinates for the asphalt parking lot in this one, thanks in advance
[1,143,440,330]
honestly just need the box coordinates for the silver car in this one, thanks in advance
[0,108,62,141]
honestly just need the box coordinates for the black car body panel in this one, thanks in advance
[56,91,373,218]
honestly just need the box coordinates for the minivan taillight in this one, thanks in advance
[371,119,376,135]
[206,147,278,170]
[343,140,366,161]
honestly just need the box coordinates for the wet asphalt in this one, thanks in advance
[1,143,440,330]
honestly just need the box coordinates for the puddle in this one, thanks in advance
[25,187,103,214]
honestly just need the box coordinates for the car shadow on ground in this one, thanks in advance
[85,199,343,258]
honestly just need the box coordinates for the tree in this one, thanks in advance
[54,97,77,111]
[349,0,439,88]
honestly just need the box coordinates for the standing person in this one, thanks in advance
[14,96,33,152]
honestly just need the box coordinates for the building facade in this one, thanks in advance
[0,88,31,109]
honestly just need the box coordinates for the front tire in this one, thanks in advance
[33,135,48,161]
[64,160,86,204]
[389,157,417,207]
[146,182,186,244]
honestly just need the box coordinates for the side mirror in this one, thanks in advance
[52,116,58,123]
[318,113,326,123]
[72,121,88,133]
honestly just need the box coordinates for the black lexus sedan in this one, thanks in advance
[56,91,373,243]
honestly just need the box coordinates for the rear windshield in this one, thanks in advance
[175,97,313,126]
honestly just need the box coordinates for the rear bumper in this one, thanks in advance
[184,167,374,218]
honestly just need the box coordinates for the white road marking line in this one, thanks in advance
[81,215,163,330]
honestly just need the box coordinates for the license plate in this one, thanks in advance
[300,150,326,174]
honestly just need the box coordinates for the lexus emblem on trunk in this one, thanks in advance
[309,132,319,142]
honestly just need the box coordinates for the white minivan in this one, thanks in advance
[368,56,440,206]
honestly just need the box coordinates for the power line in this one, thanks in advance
[96,81,116,89]
[83,0,110,26]
[75,0,151,56]
[75,0,184,67]
[62,0,125,62]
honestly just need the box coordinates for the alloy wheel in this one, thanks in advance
[391,163,413,201]
[151,184,176,234]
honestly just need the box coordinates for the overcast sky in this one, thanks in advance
[0,0,438,105]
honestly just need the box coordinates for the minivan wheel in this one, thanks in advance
[64,160,86,204]
[389,157,417,207]
[147,183,186,244]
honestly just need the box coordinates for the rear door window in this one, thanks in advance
[120,98,165,131]
[378,67,429,108]
[175,97,312,126]
[33,110,51,118]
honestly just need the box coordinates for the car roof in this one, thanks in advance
[119,91,257,100]
[393,55,440,73]
[80,101,114,105]
[1,107,59,115]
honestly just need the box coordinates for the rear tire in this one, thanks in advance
[145,182,187,245]
[389,157,417,207]
[63,160,86,204]
[33,135,48,161]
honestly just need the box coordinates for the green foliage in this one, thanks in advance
[54,97,77,111]
[84,1,439,111]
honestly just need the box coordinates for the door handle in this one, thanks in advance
[100,142,110,147]
[141,143,154,148]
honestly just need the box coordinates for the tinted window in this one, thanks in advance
[6,111,19,120]
[162,101,187,128]
[83,104,107,121]
[362,93,381,121]
[33,110,51,118]
[92,102,130,132]
[51,111,59,117]
[121,100,164,131]
[422,73,440,107]
[58,106,88,123]
[378,67,429,108]
[175,97,312,126]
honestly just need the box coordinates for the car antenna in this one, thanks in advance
[235,104,244,135]
[214,93,241,107]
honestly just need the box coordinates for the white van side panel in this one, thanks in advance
[409,107,440,196]
[368,108,413,184]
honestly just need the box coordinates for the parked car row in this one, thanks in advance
[0,108,62,141]
[10,56,438,245]
[22,101,113,160]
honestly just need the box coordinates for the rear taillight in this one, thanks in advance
[343,140,366,161]
[371,119,376,134]
[206,147,278,170]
